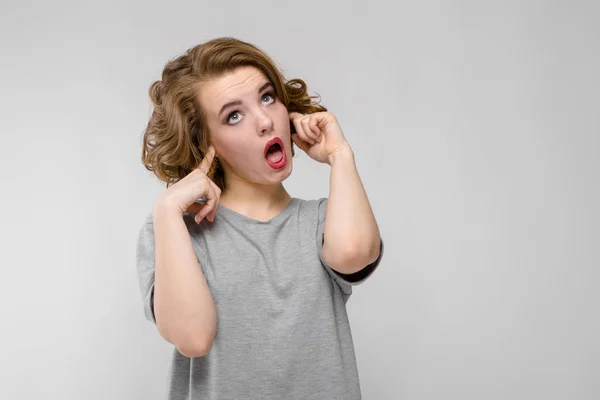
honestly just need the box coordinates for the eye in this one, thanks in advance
[262,91,276,104]
[226,111,242,125]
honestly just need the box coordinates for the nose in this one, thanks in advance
[257,110,274,136]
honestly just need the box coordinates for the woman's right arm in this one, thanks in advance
[152,202,217,358]
[151,146,220,358]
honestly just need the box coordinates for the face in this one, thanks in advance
[197,65,293,187]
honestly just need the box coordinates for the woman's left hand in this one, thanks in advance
[289,111,352,165]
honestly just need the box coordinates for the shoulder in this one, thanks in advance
[136,212,154,242]
[294,197,328,212]
[137,210,205,238]
[292,197,329,227]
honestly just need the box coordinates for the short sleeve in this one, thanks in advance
[316,198,384,299]
[135,214,157,324]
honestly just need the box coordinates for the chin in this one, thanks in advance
[279,163,293,182]
[269,161,293,184]
[259,159,293,186]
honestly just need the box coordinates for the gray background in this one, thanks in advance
[1,0,598,399]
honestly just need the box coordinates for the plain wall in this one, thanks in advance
[1,0,598,399]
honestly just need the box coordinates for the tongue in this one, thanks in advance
[266,148,283,163]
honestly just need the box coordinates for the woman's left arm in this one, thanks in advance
[324,144,381,274]
[290,111,381,275]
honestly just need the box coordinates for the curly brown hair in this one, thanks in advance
[141,37,327,191]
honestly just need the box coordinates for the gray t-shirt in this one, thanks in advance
[136,197,384,399]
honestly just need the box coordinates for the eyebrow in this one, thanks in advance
[218,81,274,118]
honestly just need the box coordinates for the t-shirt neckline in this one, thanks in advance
[216,197,298,225]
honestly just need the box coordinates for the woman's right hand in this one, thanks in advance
[155,146,221,224]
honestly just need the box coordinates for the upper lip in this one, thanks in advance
[264,137,284,157]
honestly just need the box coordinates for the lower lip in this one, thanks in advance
[266,150,287,170]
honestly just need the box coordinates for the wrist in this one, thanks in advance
[327,143,354,166]
[154,194,183,219]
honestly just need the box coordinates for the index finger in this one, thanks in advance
[289,111,305,121]
[198,145,217,175]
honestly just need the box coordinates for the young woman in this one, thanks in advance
[136,37,384,399]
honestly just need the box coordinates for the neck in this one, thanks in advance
[219,174,292,221]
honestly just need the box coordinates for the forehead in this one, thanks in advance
[198,66,270,115]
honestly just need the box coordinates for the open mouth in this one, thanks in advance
[264,137,286,169]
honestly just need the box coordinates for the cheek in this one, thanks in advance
[275,103,290,129]
[213,134,254,167]
[211,126,241,154]
[271,106,291,139]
